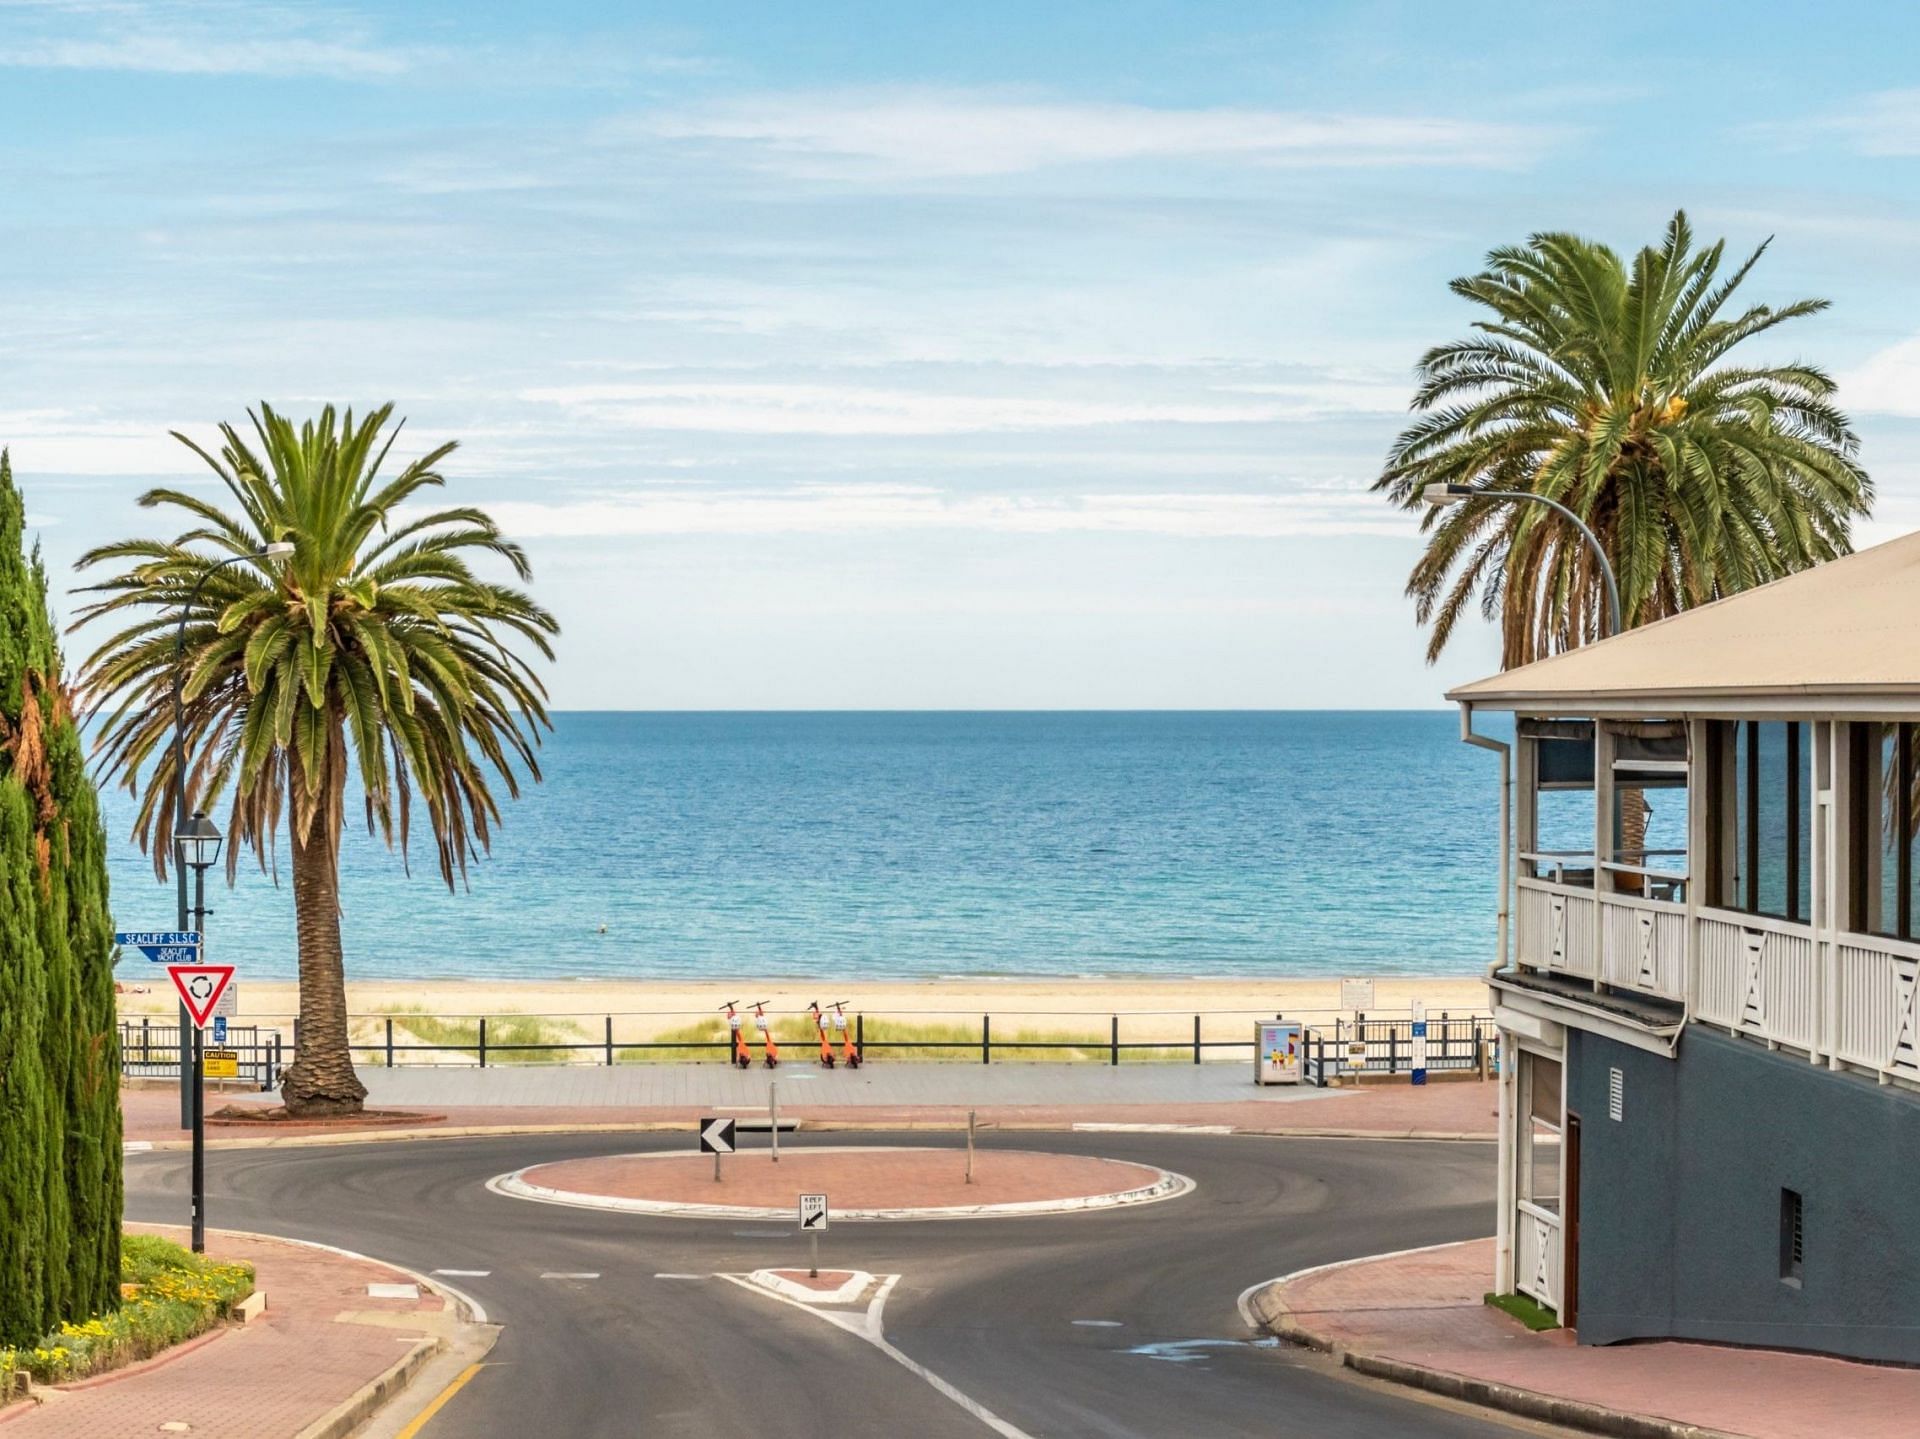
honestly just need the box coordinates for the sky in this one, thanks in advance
[6,0,1920,709]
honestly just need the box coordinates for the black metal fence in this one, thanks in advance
[1301,1013,1497,1085]
[115,1010,1497,1080]
[338,1013,1265,1067]
[118,1019,281,1091]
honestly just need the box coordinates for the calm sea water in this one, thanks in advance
[100,711,1508,982]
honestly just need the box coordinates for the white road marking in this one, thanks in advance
[1072,1122,1233,1135]
[367,1282,421,1300]
[1071,1320,1122,1327]
[433,1269,491,1278]
[721,1273,1035,1439]
[654,1273,705,1280]
[123,1141,154,1154]
[541,1271,601,1280]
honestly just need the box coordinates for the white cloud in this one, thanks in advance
[0,1,416,76]
[1839,336,1920,416]
[0,409,203,474]
[1765,88,1920,156]
[634,87,1552,178]
[466,486,1404,541]
[520,380,1395,436]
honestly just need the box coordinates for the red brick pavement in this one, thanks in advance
[518,1146,1166,1208]
[1,1226,444,1439]
[122,1077,1498,1145]
[1267,1238,1920,1439]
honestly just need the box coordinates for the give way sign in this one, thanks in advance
[167,963,236,1030]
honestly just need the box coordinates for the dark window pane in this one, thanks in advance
[1795,723,1812,923]
[1735,722,1753,910]
[1757,722,1789,916]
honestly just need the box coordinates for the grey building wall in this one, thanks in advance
[1569,1024,1920,1362]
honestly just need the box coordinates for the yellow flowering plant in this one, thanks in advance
[0,1234,254,1393]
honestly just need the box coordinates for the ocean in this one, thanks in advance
[100,711,1509,982]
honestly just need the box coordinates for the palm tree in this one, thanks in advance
[74,404,558,1116]
[1376,210,1871,669]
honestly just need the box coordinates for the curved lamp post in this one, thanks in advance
[169,541,293,1250]
[1423,482,1622,639]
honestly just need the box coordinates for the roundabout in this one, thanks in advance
[121,1127,1527,1438]
[488,1144,1193,1220]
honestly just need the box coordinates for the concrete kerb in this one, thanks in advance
[1240,1246,1746,1439]
[486,1145,1196,1221]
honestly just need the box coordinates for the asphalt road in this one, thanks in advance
[124,1131,1567,1439]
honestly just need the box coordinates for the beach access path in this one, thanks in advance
[121,1067,1499,1145]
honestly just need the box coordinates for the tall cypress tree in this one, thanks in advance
[0,451,120,1345]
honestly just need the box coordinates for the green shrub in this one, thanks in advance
[0,1234,253,1393]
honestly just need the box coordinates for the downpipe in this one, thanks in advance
[1458,702,1510,979]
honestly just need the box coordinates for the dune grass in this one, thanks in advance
[611,1014,1188,1064]
[356,1006,584,1065]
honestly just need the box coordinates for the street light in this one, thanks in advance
[176,809,222,1255]
[1423,482,1623,639]
[175,811,224,872]
[168,541,291,1250]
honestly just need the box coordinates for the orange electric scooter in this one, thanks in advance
[720,1000,753,1069]
[832,1001,861,1069]
[751,1000,780,1069]
[808,1001,836,1068]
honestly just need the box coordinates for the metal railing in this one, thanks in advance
[1301,1013,1498,1085]
[113,1005,1497,1081]
[117,1019,281,1091]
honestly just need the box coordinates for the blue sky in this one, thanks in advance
[6,0,1920,708]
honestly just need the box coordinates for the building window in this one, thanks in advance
[1779,1188,1804,1286]
[1707,721,1812,922]
[1849,723,1920,942]
[1519,1052,1562,1215]
[1523,720,1596,887]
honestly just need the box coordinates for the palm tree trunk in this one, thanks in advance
[279,785,366,1117]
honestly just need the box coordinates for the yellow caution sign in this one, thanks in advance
[203,1049,239,1080]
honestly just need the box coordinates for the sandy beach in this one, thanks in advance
[116,974,1492,1046]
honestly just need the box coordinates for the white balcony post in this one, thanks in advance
[1593,721,1615,993]
[1685,719,1707,1017]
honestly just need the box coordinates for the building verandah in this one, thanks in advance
[1478,710,1920,1343]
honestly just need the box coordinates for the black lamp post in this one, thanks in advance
[177,809,222,1254]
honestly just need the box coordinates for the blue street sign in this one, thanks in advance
[212,1016,228,1044]
[114,930,202,964]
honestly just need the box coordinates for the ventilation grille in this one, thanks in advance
[1780,1188,1804,1284]
[1607,1067,1624,1122]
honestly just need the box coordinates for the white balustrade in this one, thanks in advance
[1598,894,1687,1000]
[1514,1201,1562,1311]
[1833,932,1920,1081]
[1693,910,1818,1051]
[1516,879,1597,980]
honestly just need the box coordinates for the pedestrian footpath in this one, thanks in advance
[1247,1237,1920,1439]
[0,1226,466,1439]
[121,1067,1500,1146]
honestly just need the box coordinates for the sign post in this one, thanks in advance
[116,930,200,1130]
[700,1116,737,1182]
[1410,1000,1428,1086]
[799,1193,828,1278]
[165,961,234,1253]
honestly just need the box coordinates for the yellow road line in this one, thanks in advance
[395,1361,486,1438]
